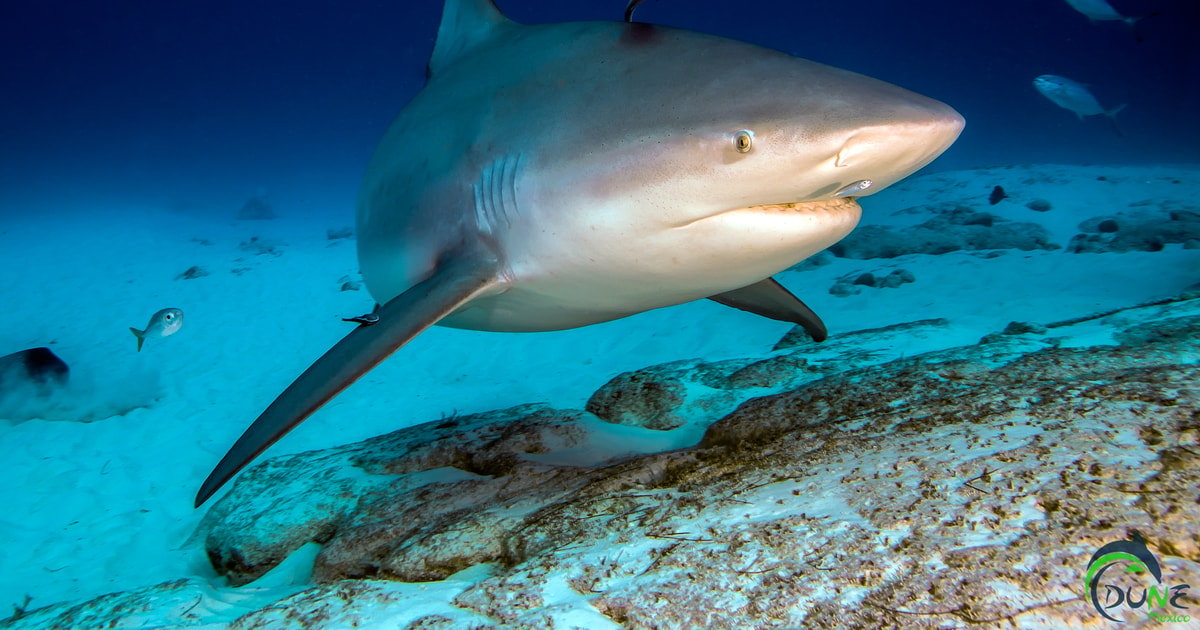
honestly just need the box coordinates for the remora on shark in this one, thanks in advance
[195,0,963,506]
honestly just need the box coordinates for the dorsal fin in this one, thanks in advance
[429,0,510,76]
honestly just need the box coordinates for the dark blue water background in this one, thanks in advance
[0,0,1196,220]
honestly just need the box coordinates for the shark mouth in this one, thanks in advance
[676,195,862,230]
[744,196,862,214]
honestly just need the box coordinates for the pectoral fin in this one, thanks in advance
[195,254,500,507]
[709,277,828,342]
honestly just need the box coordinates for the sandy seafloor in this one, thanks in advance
[1,162,1198,627]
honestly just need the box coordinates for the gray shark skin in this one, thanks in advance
[195,0,963,507]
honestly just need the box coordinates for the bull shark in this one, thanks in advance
[195,0,963,506]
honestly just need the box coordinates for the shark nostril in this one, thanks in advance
[834,144,859,168]
[834,132,882,169]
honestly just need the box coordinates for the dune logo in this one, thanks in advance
[1085,534,1190,623]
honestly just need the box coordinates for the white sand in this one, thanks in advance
[1,164,1197,623]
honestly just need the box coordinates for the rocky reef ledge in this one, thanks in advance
[11,293,1200,629]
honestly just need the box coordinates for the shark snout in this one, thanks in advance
[901,101,965,163]
[833,100,964,196]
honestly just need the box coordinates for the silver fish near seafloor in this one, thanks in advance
[130,308,183,352]
[194,0,964,506]
[1033,74,1126,134]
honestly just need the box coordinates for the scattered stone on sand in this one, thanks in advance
[1000,320,1048,335]
[1069,206,1200,253]
[1025,198,1052,212]
[237,196,276,220]
[786,250,834,272]
[585,367,691,430]
[829,283,855,298]
[176,265,209,280]
[239,236,286,257]
[829,205,1057,259]
[190,237,213,246]
[829,268,915,296]
[336,275,363,291]
[327,227,354,240]
[0,578,286,629]
[774,317,951,352]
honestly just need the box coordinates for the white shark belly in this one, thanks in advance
[441,197,864,332]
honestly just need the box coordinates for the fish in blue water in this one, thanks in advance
[194,0,963,506]
[1062,0,1148,40]
[1063,0,1140,27]
[130,308,183,352]
[1033,74,1126,135]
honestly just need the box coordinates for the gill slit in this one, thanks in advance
[473,152,524,235]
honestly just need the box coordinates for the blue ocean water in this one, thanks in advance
[0,0,1196,218]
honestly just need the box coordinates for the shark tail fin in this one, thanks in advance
[130,327,145,352]
[1105,104,1127,136]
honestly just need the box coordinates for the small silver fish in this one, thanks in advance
[1033,74,1126,134]
[130,308,184,352]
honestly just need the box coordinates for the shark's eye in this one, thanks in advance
[733,130,754,153]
